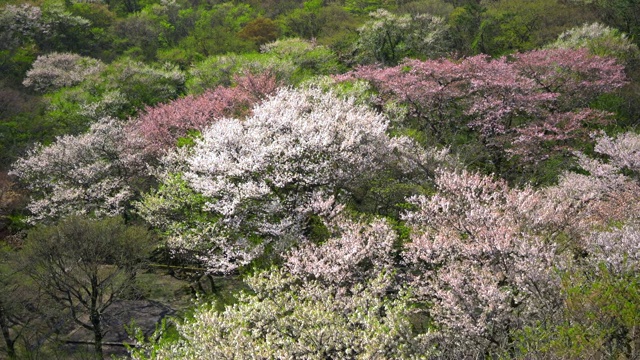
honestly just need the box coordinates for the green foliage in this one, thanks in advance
[0,45,38,86]
[26,57,184,145]
[474,0,594,56]
[312,4,360,51]
[187,52,295,93]
[126,318,182,360]
[156,47,201,69]
[113,12,164,61]
[238,17,280,46]
[135,173,218,237]
[175,129,202,149]
[36,0,92,53]
[304,213,332,244]
[280,0,325,39]
[349,173,432,219]
[448,2,484,56]
[70,2,115,29]
[261,38,344,77]
[513,267,640,359]
[129,269,434,359]
[398,0,454,18]
[246,0,299,18]
[106,0,142,16]
[178,2,257,57]
[25,215,154,272]
[41,86,91,132]
[105,58,185,111]
[569,0,640,46]
[72,57,185,117]
[344,0,386,15]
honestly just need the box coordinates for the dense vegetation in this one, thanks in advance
[1,0,640,358]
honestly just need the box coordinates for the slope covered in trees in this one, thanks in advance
[2,0,640,358]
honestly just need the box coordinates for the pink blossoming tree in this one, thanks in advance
[128,72,278,157]
[337,48,626,177]
[402,169,566,356]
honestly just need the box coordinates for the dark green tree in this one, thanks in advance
[22,216,153,358]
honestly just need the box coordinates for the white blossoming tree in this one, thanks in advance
[514,132,640,358]
[285,215,397,287]
[547,22,640,65]
[129,126,640,359]
[11,117,148,223]
[22,52,105,93]
[544,132,640,234]
[137,87,445,274]
[354,9,450,65]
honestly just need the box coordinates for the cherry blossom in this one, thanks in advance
[11,118,148,223]
[137,87,444,274]
[129,72,278,157]
[403,169,564,355]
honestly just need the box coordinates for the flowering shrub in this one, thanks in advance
[338,48,626,175]
[286,215,396,286]
[130,269,433,360]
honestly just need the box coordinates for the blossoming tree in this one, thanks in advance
[137,87,446,274]
[11,117,148,223]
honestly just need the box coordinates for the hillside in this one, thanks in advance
[1,0,640,358]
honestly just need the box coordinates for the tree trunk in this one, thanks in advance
[91,312,103,359]
[90,274,103,359]
[0,304,17,360]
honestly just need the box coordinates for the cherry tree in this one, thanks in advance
[544,132,640,233]
[509,109,614,163]
[338,49,626,174]
[512,48,626,109]
[11,117,148,223]
[286,215,397,287]
[530,132,640,358]
[129,72,278,157]
[593,131,640,174]
[130,131,640,359]
[336,59,467,143]
[402,169,565,356]
[0,4,46,51]
[586,225,640,275]
[137,87,446,274]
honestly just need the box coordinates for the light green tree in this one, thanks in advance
[354,9,449,65]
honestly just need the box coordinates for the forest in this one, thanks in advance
[1,0,640,358]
